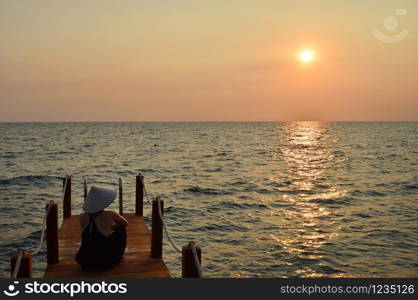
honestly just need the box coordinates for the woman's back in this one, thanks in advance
[80,210,128,237]
[76,210,128,268]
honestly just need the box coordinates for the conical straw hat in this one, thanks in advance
[83,186,117,213]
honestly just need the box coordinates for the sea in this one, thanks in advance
[0,122,417,278]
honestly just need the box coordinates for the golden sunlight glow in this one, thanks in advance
[273,122,345,277]
[299,49,315,63]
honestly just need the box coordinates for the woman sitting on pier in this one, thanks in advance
[76,186,128,268]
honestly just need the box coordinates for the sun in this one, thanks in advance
[299,49,315,63]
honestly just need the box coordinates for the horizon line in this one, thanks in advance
[0,120,417,123]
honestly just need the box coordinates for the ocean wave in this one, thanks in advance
[351,189,386,197]
[203,168,222,172]
[318,264,343,275]
[267,181,292,188]
[0,175,60,186]
[1,152,17,159]
[184,186,233,195]
[137,168,158,173]
[255,188,277,194]
[194,222,248,232]
[216,152,228,156]
[208,200,269,211]
[402,184,417,190]
[352,212,372,218]
[1,229,43,253]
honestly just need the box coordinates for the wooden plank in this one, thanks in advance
[43,213,171,278]
[45,257,169,277]
[44,259,170,278]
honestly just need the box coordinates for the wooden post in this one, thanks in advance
[46,202,59,264]
[135,174,144,216]
[182,242,202,278]
[119,178,123,215]
[63,175,71,219]
[10,251,32,278]
[151,197,164,258]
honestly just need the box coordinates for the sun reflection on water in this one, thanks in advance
[270,121,346,277]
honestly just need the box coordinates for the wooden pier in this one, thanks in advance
[11,174,202,278]
[44,213,170,278]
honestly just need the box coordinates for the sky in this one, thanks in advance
[0,0,417,121]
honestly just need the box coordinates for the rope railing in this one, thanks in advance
[139,176,153,205]
[29,200,54,256]
[83,176,88,201]
[156,196,182,253]
[141,176,180,251]
[11,176,69,278]
[63,175,69,198]
[11,250,24,279]
[118,177,123,214]
[140,176,203,277]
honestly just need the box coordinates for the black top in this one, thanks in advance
[75,211,126,268]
